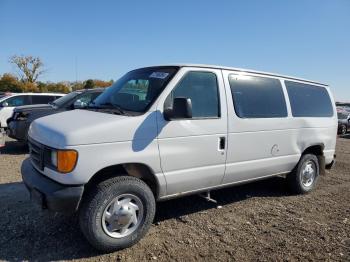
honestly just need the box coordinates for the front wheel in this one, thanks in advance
[287,154,320,194]
[79,176,156,252]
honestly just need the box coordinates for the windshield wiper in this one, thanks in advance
[98,102,126,115]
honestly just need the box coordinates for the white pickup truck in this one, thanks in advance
[21,64,337,252]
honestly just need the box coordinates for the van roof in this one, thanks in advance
[0,93,64,102]
[8,92,64,96]
[149,64,328,87]
[75,88,106,93]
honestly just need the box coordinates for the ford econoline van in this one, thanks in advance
[21,65,337,252]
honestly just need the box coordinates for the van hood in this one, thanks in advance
[28,109,158,148]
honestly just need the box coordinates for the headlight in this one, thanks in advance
[51,149,78,173]
[16,112,29,120]
[51,150,57,167]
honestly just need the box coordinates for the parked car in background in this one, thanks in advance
[337,111,350,135]
[340,107,350,113]
[21,64,337,252]
[0,93,64,128]
[0,92,13,99]
[7,88,104,143]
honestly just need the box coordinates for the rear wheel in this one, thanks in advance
[79,176,156,252]
[287,154,319,194]
[339,125,347,135]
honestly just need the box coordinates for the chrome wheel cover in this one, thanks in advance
[102,194,144,238]
[301,160,316,187]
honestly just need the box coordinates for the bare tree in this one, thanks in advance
[9,55,45,83]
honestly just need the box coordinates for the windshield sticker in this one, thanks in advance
[150,72,169,79]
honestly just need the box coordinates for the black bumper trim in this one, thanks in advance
[21,158,84,214]
[325,154,336,170]
[7,120,28,142]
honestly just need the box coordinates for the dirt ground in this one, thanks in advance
[0,136,349,262]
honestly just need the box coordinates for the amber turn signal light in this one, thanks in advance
[57,150,78,173]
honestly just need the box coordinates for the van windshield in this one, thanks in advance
[91,67,179,113]
[52,92,80,108]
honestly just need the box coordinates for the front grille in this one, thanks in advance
[28,139,45,170]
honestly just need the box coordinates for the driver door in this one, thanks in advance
[156,68,228,196]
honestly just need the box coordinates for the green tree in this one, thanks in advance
[84,79,95,89]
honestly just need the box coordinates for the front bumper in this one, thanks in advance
[21,158,84,214]
[7,120,28,141]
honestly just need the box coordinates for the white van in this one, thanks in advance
[0,92,64,128]
[21,65,337,252]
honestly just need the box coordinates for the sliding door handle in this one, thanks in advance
[218,137,226,151]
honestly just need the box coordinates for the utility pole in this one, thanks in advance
[75,56,78,83]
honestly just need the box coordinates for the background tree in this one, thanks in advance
[0,74,23,92]
[9,55,45,83]
[0,56,112,93]
[84,79,95,89]
[37,81,48,92]
[46,82,70,93]
[21,82,39,92]
[94,79,113,87]
[71,82,84,91]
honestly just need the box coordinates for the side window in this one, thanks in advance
[5,95,30,106]
[77,93,93,104]
[75,92,101,107]
[32,95,54,104]
[285,81,333,117]
[74,93,92,108]
[229,74,287,118]
[165,71,220,118]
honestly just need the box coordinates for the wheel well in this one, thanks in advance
[302,145,324,156]
[85,163,159,198]
[302,144,325,175]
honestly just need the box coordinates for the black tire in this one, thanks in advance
[339,125,347,135]
[287,154,320,194]
[79,176,156,252]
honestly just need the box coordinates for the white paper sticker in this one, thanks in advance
[150,72,169,79]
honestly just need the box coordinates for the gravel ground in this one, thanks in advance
[0,136,349,261]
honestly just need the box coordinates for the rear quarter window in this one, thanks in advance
[5,95,31,106]
[31,95,56,104]
[229,74,287,118]
[285,81,333,117]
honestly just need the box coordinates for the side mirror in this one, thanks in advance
[164,97,192,121]
[1,102,9,107]
[73,99,86,109]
